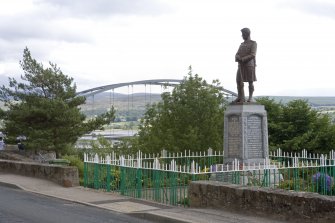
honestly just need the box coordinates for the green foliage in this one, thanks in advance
[278,179,304,190]
[257,97,335,153]
[177,197,190,207]
[113,137,139,155]
[136,68,227,153]
[256,97,283,149]
[89,136,114,154]
[62,154,84,185]
[0,48,115,156]
[81,136,138,157]
[110,168,121,191]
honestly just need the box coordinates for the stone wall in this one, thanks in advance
[0,159,79,187]
[189,181,335,222]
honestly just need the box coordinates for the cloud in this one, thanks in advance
[35,0,172,18]
[0,13,92,43]
[282,0,335,19]
[0,15,91,67]
[0,0,172,63]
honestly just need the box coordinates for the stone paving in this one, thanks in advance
[0,173,289,223]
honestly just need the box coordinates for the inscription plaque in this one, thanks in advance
[247,115,263,158]
[224,104,268,164]
[228,115,241,157]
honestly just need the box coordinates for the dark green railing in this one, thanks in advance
[84,150,335,207]
[84,162,191,206]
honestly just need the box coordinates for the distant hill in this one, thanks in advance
[1,92,333,120]
[257,96,335,107]
[81,92,162,119]
[83,92,162,110]
[80,93,335,120]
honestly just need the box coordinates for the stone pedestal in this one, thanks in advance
[224,103,269,164]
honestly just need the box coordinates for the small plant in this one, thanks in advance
[246,173,262,186]
[62,155,84,185]
[177,197,190,207]
[278,179,294,190]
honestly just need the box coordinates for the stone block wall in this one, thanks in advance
[0,159,79,187]
[189,181,335,222]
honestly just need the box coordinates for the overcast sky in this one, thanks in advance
[0,0,334,96]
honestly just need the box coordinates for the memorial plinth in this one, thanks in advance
[224,103,269,164]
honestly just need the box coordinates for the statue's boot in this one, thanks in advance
[234,83,245,103]
[248,84,254,102]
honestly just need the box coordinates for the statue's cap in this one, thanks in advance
[241,28,250,35]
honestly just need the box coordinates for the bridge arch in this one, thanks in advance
[76,79,237,142]
[76,79,237,98]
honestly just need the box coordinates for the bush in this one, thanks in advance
[62,155,84,185]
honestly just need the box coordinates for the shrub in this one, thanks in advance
[62,155,84,185]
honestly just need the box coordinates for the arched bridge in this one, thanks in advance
[76,79,237,144]
[76,79,237,98]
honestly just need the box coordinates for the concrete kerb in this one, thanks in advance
[0,180,107,211]
[0,180,189,223]
[0,181,25,190]
[0,175,293,223]
[128,212,191,223]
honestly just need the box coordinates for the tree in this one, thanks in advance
[257,97,335,153]
[136,68,227,153]
[256,97,283,148]
[0,48,114,156]
[280,100,335,153]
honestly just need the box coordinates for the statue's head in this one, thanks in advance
[241,28,250,40]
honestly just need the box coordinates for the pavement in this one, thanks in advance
[0,173,289,223]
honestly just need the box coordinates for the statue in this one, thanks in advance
[234,28,257,103]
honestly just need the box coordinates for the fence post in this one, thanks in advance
[94,154,99,189]
[136,168,142,198]
[262,158,270,187]
[191,160,196,182]
[84,153,88,188]
[320,155,327,195]
[208,148,213,169]
[331,157,335,196]
[136,151,142,198]
[120,156,126,195]
[293,156,299,191]
[153,158,161,202]
[106,155,111,192]
[169,159,177,205]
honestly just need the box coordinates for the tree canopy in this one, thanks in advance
[257,97,335,153]
[0,48,114,155]
[135,68,227,153]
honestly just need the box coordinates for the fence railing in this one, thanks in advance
[84,149,335,207]
[269,148,335,162]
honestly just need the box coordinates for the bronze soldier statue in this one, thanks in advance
[234,28,257,103]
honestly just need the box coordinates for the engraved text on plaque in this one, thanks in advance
[228,115,241,157]
[247,115,263,158]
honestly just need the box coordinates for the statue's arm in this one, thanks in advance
[241,42,257,63]
[235,48,242,62]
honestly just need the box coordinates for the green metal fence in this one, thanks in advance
[84,149,335,207]
[269,148,335,164]
[209,158,335,196]
[84,161,192,206]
